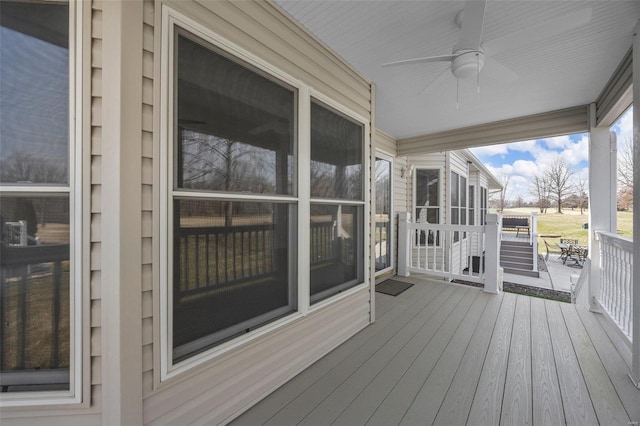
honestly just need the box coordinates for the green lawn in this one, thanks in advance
[498,208,633,252]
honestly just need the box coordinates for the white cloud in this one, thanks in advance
[470,144,509,157]
[542,134,572,150]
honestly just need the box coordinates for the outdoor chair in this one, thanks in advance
[543,239,561,261]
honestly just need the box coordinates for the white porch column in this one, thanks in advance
[101,0,144,423]
[630,19,640,388]
[483,213,502,294]
[588,103,617,312]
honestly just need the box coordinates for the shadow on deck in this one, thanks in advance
[233,276,639,425]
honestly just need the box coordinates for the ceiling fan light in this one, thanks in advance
[451,51,485,79]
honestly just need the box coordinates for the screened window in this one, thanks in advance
[309,99,364,304]
[414,168,440,246]
[480,187,488,225]
[170,31,298,363]
[451,172,460,242]
[0,0,76,395]
[469,185,475,225]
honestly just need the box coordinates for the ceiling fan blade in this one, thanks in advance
[485,7,592,55]
[482,57,518,83]
[418,66,451,95]
[458,0,487,51]
[383,54,456,67]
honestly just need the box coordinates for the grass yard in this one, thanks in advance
[499,208,633,253]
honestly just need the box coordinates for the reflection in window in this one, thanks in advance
[0,196,71,390]
[171,30,298,363]
[310,204,362,303]
[415,169,440,246]
[175,33,296,195]
[375,158,391,272]
[310,101,363,200]
[0,1,72,394]
[172,200,296,361]
[0,1,69,185]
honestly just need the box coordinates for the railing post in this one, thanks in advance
[397,212,411,277]
[484,213,502,294]
[531,212,538,272]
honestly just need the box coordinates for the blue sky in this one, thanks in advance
[470,107,633,203]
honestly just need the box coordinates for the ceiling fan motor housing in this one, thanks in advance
[451,50,485,79]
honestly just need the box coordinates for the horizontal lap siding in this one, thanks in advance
[90,0,103,409]
[143,1,372,424]
[141,0,155,399]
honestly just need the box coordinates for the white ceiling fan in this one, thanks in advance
[383,1,592,97]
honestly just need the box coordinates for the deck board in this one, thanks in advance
[561,303,630,425]
[575,305,640,421]
[364,288,476,426]
[398,291,492,426]
[530,297,565,425]
[232,277,637,426]
[466,292,517,425]
[500,295,532,425]
[545,300,598,425]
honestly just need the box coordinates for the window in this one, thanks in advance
[374,156,392,273]
[163,11,369,372]
[451,172,459,242]
[309,99,364,303]
[414,168,440,245]
[0,0,80,400]
[469,185,475,225]
[168,30,298,364]
[480,187,488,225]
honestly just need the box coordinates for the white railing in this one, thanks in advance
[531,212,538,272]
[398,212,502,293]
[595,231,633,341]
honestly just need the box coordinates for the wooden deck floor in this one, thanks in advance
[232,277,640,426]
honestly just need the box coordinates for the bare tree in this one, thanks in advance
[546,156,574,214]
[531,174,551,214]
[575,177,588,215]
[498,174,511,212]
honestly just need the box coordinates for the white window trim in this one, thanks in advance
[159,6,370,381]
[0,0,83,407]
[374,151,394,276]
[412,166,443,248]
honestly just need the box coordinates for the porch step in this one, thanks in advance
[503,266,540,278]
[501,260,534,270]
[500,240,537,277]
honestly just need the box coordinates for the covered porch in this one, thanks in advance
[234,276,637,425]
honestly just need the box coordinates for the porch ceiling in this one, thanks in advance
[274,1,640,139]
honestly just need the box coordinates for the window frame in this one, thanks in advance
[412,167,443,247]
[374,150,394,276]
[0,0,83,407]
[160,7,370,380]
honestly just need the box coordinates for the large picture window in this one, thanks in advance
[169,30,298,363]
[309,99,364,304]
[0,0,79,398]
[414,168,440,246]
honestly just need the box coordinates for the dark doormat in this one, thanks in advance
[375,280,414,296]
